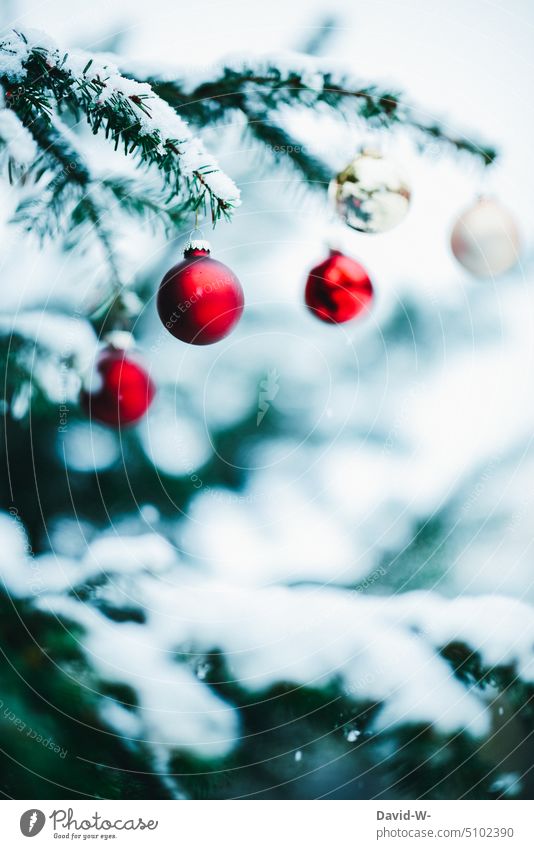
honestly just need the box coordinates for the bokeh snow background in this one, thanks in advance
[1,0,534,795]
[6,0,530,597]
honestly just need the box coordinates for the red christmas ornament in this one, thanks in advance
[80,336,155,427]
[157,240,244,345]
[305,250,374,324]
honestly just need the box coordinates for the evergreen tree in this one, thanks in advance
[0,25,532,801]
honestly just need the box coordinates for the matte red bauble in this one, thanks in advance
[305,250,374,324]
[80,343,155,427]
[157,240,244,345]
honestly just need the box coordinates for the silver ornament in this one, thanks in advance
[330,149,411,233]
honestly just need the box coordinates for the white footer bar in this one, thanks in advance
[1,799,532,847]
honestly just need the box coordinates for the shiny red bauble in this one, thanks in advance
[80,345,155,427]
[305,249,374,324]
[157,242,244,345]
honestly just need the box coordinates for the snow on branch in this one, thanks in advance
[0,30,497,270]
[0,31,499,331]
[2,516,532,767]
[0,311,97,418]
[0,29,240,219]
[0,94,37,172]
[133,51,497,170]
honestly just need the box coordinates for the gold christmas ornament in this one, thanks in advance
[450,197,520,278]
[330,149,411,233]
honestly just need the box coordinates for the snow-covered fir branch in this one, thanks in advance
[0,29,240,220]
[2,513,532,774]
[0,99,37,176]
[13,114,128,296]
[132,51,497,178]
[10,114,192,317]
[0,30,496,312]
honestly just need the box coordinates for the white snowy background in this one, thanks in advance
[1,0,534,794]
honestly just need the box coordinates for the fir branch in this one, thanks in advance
[11,117,197,323]
[17,116,195,242]
[140,56,497,167]
[100,175,194,235]
[0,29,240,222]
[297,16,339,57]
[246,115,332,186]
[12,116,123,290]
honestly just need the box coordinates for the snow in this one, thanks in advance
[0,311,98,405]
[99,698,143,739]
[52,602,240,759]
[1,1,534,785]
[0,108,37,166]
[0,29,240,205]
[0,508,29,572]
[0,515,530,762]
[101,330,136,351]
[181,475,359,586]
[387,593,534,682]
[59,422,120,472]
[85,532,177,577]
[122,50,378,102]
[33,563,534,756]
[184,238,211,253]
[0,519,178,597]
[10,381,32,419]
[489,772,523,797]
[140,402,213,477]
[0,311,97,365]
[0,30,33,79]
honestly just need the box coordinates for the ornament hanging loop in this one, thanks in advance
[189,208,207,246]
[357,128,384,157]
[189,226,206,243]
[185,211,211,253]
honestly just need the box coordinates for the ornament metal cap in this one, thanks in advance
[183,237,211,255]
[103,330,136,351]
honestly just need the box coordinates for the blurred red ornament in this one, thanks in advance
[80,340,155,427]
[157,240,244,345]
[305,250,374,324]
